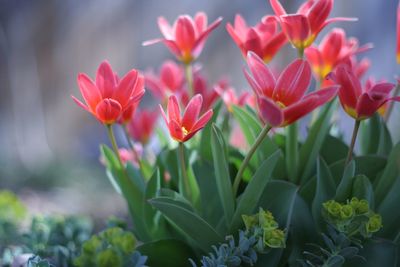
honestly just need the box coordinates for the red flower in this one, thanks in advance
[244,52,338,127]
[181,73,221,113]
[160,94,213,142]
[145,60,185,101]
[397,1,400,64]
[127,109,159,145]
[226,14,287,62]
[331,65,399,120]
[305,28,372,81]
[214,85,251,112]
[143,12,222,64]
[72,61,145,125]
[270,0,355,51]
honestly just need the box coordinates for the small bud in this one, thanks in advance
[323,200,342,218]
[350,197,369,215]
[242,214,258,230]
[366,214,383,233]
[96,248,122,267]
[340,204,354,220]
[263,229,285,248]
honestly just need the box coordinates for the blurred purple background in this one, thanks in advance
[0,0,399,219]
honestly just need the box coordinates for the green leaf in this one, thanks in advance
[230,151,281,232]
[256,180,298,267]
[211,124,234,230]
[377,177,400,238]
[312,158,335,229]
[193,161,223,228]
[335,160,356,202]
[99,145,150,241]
[352,175,374,207]
[360,114,393,156]
[149,197,222,252]
[199,101,222,161]
[136,239,196,267]
[374,142,400,205]
[321,135,349,165]
[299,100,334,183]
[344,239,397,267]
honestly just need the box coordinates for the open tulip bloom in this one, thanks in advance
[143,12,222,64]
[72,61,145,125]
[160,94,213,143]
[244,52,338,127]
[226,14,287,62]
[332,66,400,121]
[270,0,356,52]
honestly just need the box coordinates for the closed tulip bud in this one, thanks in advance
[366,214,383,233]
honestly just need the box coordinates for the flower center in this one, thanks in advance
[182,126,189,136]
[276,101,286,109]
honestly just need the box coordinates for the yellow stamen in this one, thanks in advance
[182,126,189,136]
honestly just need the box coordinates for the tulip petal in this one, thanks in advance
[96,61,116,98]
[71,95,90,112]
[195,12,207,33]
[77,73,102,112]
[336,65,362,112]
[182,94,203,130]
[262,32,287,60]
[355,92,384,119]
[114,69,138,108]
[226,23,245,56]
[318,17,358,34]
[158,16,173,39]
[169,119,185,142]
[258,97,284,127]
[270,0,287,16]
[167,95,182,123]
[193,17,223,57]
[274,59,311,106]
[307,0,332,33]
[159,104,169,125]
[175,16,196,52]
[95,98,122,124]
[243,68,262,96]
[190,109,213,133]
[246,52,275,98]
[280,14,310,47]
[282,86,337,126]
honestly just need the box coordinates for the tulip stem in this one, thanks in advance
[185,63,194,97]
[384,83,400,122]
[122,124,144,175]
[286,123,299,183]
[178,142,191,198]
[232,124,272,196]
[345,120,361,165]
[106,124,125,169]
[297,48,304,59]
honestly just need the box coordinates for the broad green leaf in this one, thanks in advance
[211,124,234,230]
[256,180,298,267]
[299,100,334,183]
[377,177,400,238]
[230,151,281,232]
[199,101,222,161]
[312,158,335,229]
[126,162,146,193]
[193,161,223,228]
[374,142,400,204]
[286,123,299,183]
[360,114,393,156]
[335,160,356,202]
[137,239,196,267]
[100,145,149,241]
[352,175,374,207]
[149,197,222,252]
[344,240,397,267]
[321,135,349,165]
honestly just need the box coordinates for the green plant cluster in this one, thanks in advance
[323,198,382,238]
[74,227,147,267]
[191,208,285,267]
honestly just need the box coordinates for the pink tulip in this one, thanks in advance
[143,12,222,64]
[72,61,145,125]
[244,52,338,127]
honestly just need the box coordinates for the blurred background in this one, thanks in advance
[0,0,399,224]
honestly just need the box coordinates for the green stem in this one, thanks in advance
[185,63,194,97]
[384,83,400,122]
[286,123,299,183]
[345,120,361,165]
[297,48,304,59]
[106,125,125,169]
[232,124,272,196]
[178,142,191,197]
[122,124,144,175]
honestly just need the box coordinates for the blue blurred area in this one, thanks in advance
[0,0,398,214]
